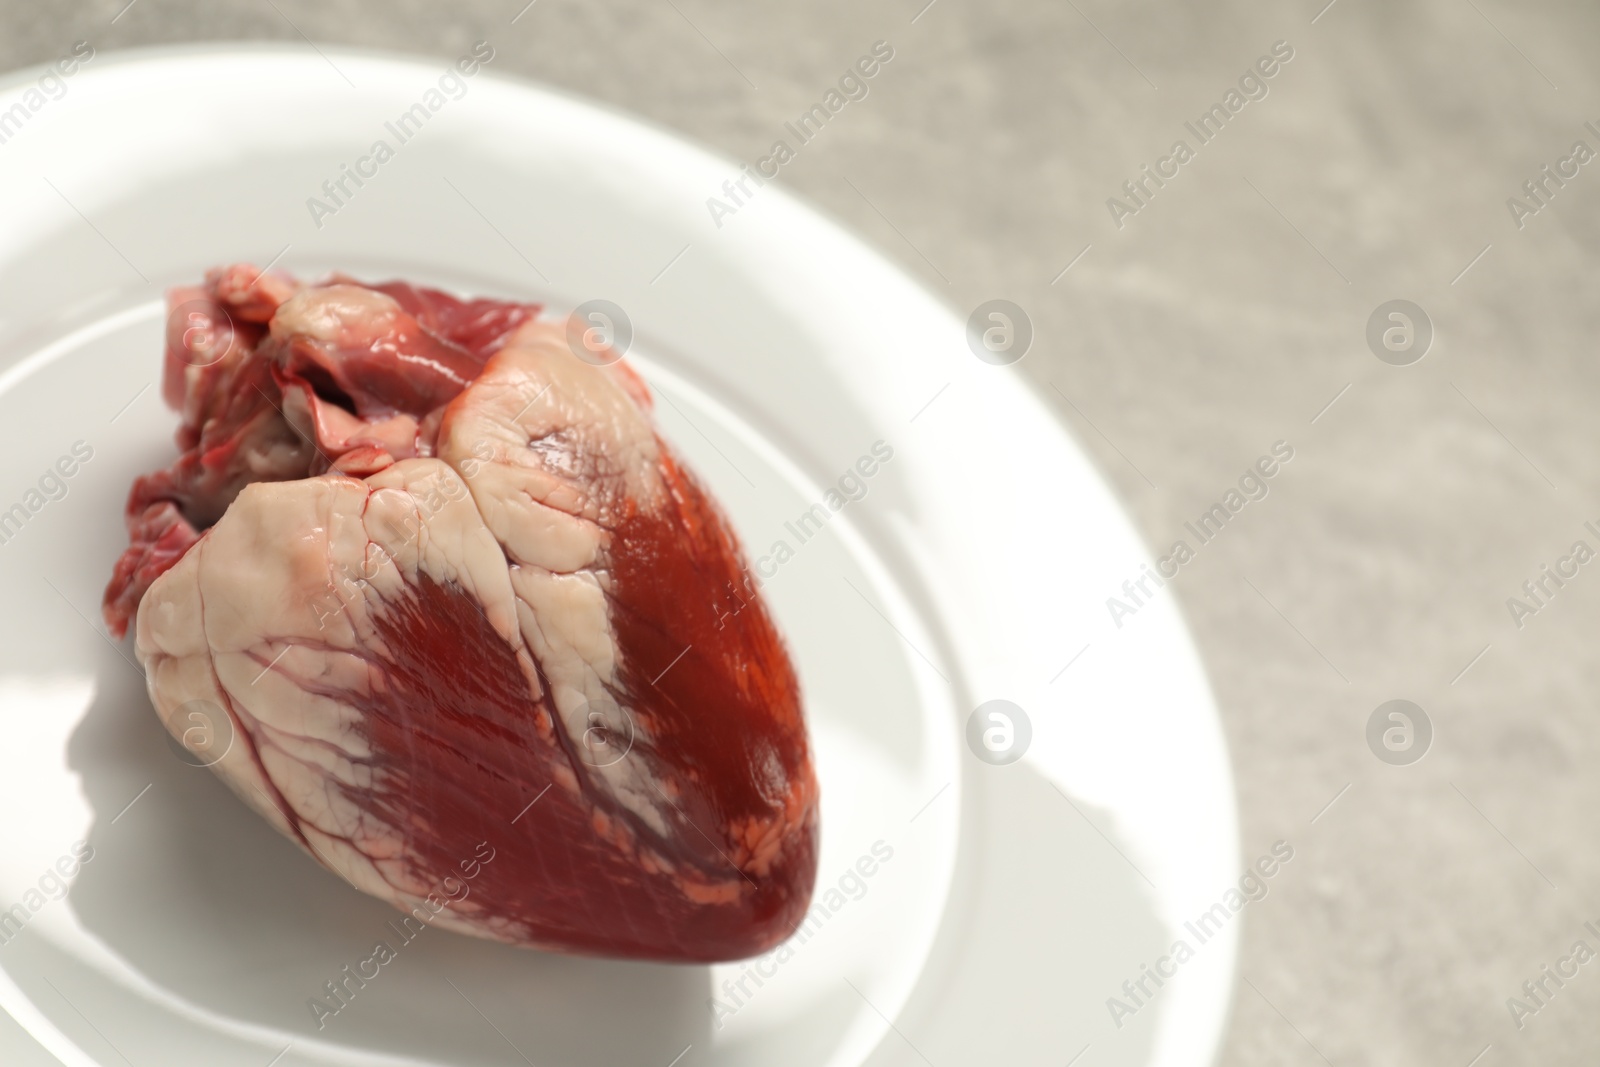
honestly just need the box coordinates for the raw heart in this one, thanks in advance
[104,265,819,962]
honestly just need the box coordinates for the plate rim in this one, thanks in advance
[0,40,1240,1067]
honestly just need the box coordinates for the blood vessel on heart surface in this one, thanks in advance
[104,265,819,962]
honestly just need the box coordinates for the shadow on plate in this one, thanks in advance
[16,639,1174,1067]
[52,647,714,1067]
[864,753,1175,1065]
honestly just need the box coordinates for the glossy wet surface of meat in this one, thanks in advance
[107,266,818,962]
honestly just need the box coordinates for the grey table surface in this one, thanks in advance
[3,1,1599,1064]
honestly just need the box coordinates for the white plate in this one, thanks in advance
[0,46,1238,1067]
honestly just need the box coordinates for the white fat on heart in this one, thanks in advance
[270,284,402,346]
[439,320,674,837]
[137,318,687,912]
[136,458,531,907]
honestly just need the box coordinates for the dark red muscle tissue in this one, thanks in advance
[106,265,818,962]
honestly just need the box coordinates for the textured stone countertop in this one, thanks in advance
[3,1,1599,1064]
